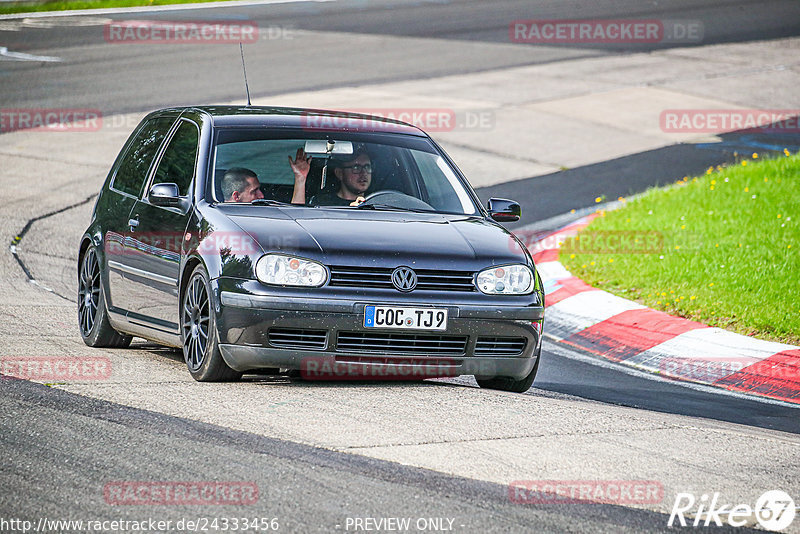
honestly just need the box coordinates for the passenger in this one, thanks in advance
[221,167,264,203]
[289,147,372,206]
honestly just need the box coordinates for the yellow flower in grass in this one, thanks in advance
[741,160,748,166]
[708,282,714,287]
[569,254,576,259]
[706,167,713,175]
[744,187,749,192]
[657,301,661,304]
[608,258,614,263]
[590,261,596,266]
[595,197,602,203]
[690,296,696,300]
[752,152,758,159]
[710,186,715,191]
[777,214,782,218]
[711,180,716,185]
[785,148,791,157]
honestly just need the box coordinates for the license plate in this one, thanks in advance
[364,305,448,330]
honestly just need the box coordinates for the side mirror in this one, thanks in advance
[148,183,181,207]
[487,198,521,222]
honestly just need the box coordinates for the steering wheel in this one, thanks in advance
[360,190,434,211]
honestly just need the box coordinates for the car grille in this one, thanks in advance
[336,331,468,355]
[474,337,527,356]
[268,328,327,350]
[328,266,475,292]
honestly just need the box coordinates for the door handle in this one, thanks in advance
[128,217,139,231]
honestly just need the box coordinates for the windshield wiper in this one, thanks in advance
[250,199,291,206]
[352,203,431,213]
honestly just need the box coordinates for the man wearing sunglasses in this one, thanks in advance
[289,148,372,206]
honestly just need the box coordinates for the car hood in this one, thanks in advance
[224,208,529,270]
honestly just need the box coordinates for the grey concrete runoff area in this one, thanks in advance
[1,1,800,532]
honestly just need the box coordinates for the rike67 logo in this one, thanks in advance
[669,490,795,531]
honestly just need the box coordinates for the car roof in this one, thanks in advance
[151,106,429,137]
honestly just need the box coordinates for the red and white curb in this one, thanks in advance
[528,215,800,405]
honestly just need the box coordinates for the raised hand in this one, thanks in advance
[290,147,311,205]
[289,147,312,179]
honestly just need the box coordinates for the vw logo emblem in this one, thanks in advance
[391,266,417,292]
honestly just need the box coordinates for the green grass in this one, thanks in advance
[561,151,800,345]
[0,0,234,15]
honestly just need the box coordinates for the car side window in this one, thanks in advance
[153,120,200,197]
[112,117,175,197]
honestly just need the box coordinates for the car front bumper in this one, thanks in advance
[215,285,544,380]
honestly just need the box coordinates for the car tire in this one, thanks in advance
[181,264,242,382]
[78,246,132,348]
[475,347,541,393]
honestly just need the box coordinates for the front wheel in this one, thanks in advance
[181,265,241,382]
[78,246,132,348]
[476,348,540,393]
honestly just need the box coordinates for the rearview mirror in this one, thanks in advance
[487,198,521,222]
[148,183,181,207]
[304,140,354,155]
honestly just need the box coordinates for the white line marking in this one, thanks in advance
[0,46,61,61]
[0,0,334,20]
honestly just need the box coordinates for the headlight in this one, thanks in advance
[476,264,533,295]
[255,254,327,287]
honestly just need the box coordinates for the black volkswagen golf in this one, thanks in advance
[78,106,545,392]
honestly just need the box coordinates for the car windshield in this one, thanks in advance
[211,130,479,215]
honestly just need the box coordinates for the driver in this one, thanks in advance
[289,148,372,206]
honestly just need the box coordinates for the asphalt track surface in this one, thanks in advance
[2,1,800,532]
[2,376,699,534]
[2,0,800,116]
